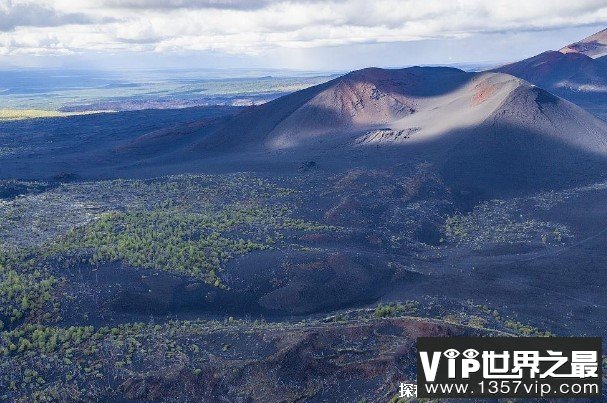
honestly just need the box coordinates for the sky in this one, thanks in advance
[0,0,606,71]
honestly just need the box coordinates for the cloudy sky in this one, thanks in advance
[1,0,606,70]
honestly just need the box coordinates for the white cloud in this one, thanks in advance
[1,0,607,56]
[102,0,274,10]
[0,0,109,32]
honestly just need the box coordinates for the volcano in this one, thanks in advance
[197,67,607,152]
[187,66,607,195]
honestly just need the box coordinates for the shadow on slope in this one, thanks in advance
[0,106,241,180]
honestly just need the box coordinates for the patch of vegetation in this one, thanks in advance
[468,302,555,337]
[0,174,333,292]
[35,177,331,286]
[503,320,554,337]
[444,199,570,248]
[0,174,303,249]
[51,203,332,284]
[374,301,419,318]
[0,246,58,325]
